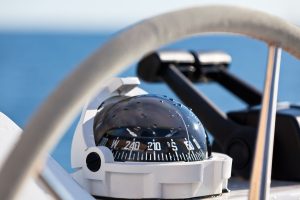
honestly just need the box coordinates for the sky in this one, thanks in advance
[0,0,299,32]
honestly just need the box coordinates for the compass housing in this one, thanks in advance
[71,77,232,199]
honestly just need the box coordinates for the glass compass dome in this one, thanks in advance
[93,94,209,162]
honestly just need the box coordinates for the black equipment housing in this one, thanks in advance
[137,50,300,181]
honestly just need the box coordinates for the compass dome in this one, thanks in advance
[93,94,209,162]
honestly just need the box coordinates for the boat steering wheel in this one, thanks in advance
[1,5,300,200]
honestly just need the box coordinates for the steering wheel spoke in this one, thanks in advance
[249,46,282,200]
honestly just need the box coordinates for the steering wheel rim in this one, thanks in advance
[1,5,300,199]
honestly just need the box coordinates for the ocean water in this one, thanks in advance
[1,32,300,172]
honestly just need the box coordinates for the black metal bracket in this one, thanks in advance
[137,50,300,181]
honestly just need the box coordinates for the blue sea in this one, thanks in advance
[1,32,300,172]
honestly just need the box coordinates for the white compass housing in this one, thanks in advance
[71,77,232,199]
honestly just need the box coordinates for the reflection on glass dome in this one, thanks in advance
[94,94,208,162]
